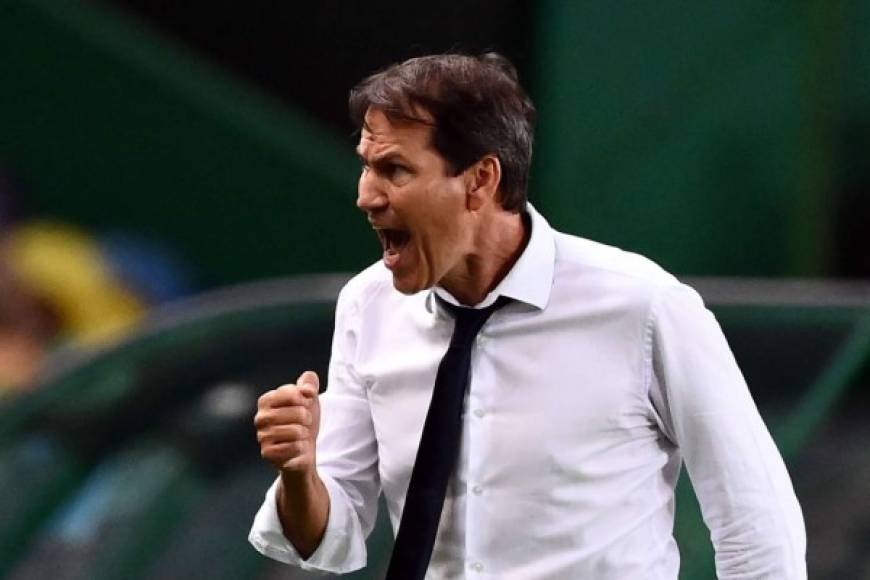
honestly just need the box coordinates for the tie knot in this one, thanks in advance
[438,295,511,346]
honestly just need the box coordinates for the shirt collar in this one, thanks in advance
[427,203,555,312]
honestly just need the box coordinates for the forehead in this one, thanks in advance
[358,107,435,155]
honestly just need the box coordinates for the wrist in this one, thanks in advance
[279,466,322,499]
[275,466,329,558]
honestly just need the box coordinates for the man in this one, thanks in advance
[250,53,806,578]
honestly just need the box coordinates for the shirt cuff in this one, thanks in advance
[248,474,368,574]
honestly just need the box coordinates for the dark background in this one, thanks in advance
[1,1,869,579]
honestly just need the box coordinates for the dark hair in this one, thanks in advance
[349,53,536,212]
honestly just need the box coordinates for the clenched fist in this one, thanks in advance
[255,370,321,474]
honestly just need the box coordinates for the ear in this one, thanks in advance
[465,155,501,211]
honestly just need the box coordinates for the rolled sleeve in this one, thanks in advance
[248,473,369,574]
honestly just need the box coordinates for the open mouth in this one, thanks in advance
[376,228,411,268]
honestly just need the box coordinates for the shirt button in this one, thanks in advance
[470,562,484,572]
[472,485,483,495]
[473,408,485,418]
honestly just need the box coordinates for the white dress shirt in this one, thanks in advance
[249,205,806,579]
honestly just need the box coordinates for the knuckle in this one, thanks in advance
[253,411,270,429]
[276,385,306,406]
[257,390,273,408]
[276,383,298,396]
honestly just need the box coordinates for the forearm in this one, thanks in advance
[650,284,806,577]
[691,428,806,578]
[277,470,330,558]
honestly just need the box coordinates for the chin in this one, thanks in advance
[391,272,432,296]
[391,279,425,296]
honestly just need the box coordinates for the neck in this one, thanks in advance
[442,210,530,306]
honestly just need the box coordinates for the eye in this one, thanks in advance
[385,163,410,181]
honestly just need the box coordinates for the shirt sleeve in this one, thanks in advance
[648,283,807,579]
[248,284,382,574]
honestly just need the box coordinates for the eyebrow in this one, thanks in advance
[356,149,411,166]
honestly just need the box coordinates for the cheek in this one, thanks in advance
[417,212,468,270]
[405,178,468,257]
[424,181,467,224]
[417,194,461,236]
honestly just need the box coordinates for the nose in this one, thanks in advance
[356,169,388,212]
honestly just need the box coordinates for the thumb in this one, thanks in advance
[296,370,320,397]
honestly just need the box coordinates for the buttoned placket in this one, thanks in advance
[428,292,505,577]
[464,315,494,576]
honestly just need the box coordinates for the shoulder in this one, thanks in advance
[333,261,430,339]
[336,260,395,314]
[554,231,679,287]
[553,233,712,344]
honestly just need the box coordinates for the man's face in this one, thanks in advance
[356,107,473,295]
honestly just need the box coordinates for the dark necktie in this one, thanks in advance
[386,294,511,580]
